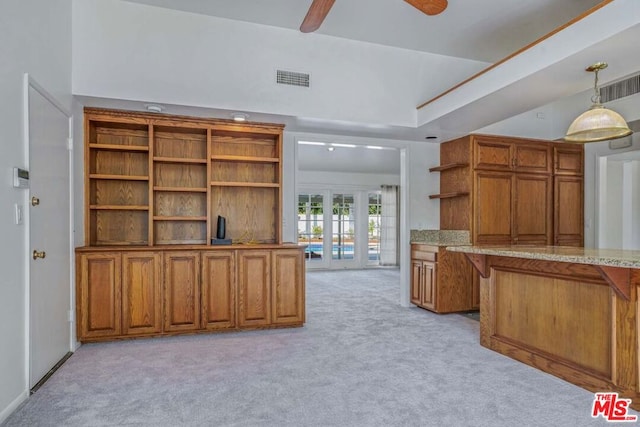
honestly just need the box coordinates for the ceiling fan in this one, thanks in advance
[300,0,448,33]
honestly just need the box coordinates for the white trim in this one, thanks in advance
[399,148,409,307]
[0,390,29,424]
[22,73,31,401]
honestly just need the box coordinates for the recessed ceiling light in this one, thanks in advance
[298,141,326,146]
[327,146,335,152]
[145,104,164,113]
[231,112,249,122]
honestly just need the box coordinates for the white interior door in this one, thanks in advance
[27,78,72,389]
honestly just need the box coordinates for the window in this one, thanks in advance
[298,194,324,261]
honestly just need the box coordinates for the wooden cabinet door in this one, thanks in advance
[238,250,271,327]
[410,260,423,306]
[201,251,236,330]
[473,137,513,171]
[513,174,553,245]
[77,252,121,339]
[271,249,305,325]
[122,251,162,335]
[514,143,552,174]
[164,251,200,332]
[420,261,436,310]
[554,144,584,176]
[473,171,514,245]
[554,176,584,246]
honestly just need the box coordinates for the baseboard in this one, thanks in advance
[0,389,29,424]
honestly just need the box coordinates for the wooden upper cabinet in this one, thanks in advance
[554,144,584,176]
[77,252,122,339]
[163,251,201,332]
[513,174,553,245]
[473,171,513,245]
[201,251,236,330]
[473,137,513,171]
[473,135,551,173]
[514,144,552,174]
[271,249,305,325]
[122,251,162,335]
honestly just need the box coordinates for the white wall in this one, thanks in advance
[298,171,400,188]
[0,0,72,422]
[72,0,487,129]
[602,161,624,248]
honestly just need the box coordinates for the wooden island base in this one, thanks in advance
[457,251,640,410]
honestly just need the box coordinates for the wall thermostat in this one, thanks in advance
[13,167,29,189]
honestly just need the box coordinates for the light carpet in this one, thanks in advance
[3,269,622,426]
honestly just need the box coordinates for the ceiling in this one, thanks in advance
[97,1,638,174]
[123,0,602,62]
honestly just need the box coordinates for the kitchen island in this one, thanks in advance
[448,245,640,409]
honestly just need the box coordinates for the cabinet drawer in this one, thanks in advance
[411,245,438,261]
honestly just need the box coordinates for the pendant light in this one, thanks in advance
[564,62,632,143]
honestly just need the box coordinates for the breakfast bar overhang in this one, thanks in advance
[448,246,640,410]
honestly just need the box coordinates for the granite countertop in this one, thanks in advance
[410,230,470,246]
[446,245,640,268]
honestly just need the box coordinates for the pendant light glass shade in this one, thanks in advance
[564,62,632,143]
[564,104,632,143]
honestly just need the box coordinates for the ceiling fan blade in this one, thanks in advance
[300,0,336,33]
[404,0,448,16]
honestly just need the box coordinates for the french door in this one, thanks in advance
[298,191,358,269]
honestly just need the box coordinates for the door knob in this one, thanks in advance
[33,250,46,260]
[31,197,40,206]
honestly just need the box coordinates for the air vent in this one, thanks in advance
[600,73,640,103]
[276,70,310,88]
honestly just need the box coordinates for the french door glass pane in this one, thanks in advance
[368,192,381,263]
[332,194,355,260]
[298,194,324,261]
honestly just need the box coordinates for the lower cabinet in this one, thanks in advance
[411,259,436,311]
[238,250,272,327]
[164,251,201,333]
[410,244,476,313]
[272,249,305,325]
[237,249,305,327]
[76,246,305,342]
[77,252,122,339]
[201,251,236,330]
[122,251,162,336]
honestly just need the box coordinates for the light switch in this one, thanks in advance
[15,204,23,225]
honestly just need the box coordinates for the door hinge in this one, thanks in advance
[67,309,74,323]
[67,137,73,151]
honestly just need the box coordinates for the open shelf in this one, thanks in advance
[90,174,149,181]
[90,205,149,211]
[429,163,469,172]
[153,216,207,221]
[89,143,149,152]
[210,181,280,188]
[153,157,207,164]
[153,186,207,193]
[85,108,284,247]
[429,192,470,199]
[211,155,279,163]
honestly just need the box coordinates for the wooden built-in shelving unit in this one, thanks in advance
[84,108,284,247]
[78,108,305,343]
